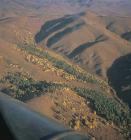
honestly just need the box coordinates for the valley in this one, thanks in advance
[0,0,131,140]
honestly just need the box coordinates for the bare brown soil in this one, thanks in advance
[0,1,131,139]
[27,90,124,140]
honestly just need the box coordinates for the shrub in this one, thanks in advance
[16,44,101,84]
[74,87,131,126]
[1,72,65,101]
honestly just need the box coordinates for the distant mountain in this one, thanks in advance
[89,0,131,16]
[0,0,131,17]
[0,0,91,17]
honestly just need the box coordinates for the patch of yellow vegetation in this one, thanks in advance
[9,63,20,68]
[21,50,76,81]
[69,111,98,131]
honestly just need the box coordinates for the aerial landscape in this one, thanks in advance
[0,0,131,140]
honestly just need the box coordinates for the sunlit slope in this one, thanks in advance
[1,1,131,80]
[36,11,131,78]
[0,1,131,139]
[0,40,130,139]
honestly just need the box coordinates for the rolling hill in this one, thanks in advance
[0,0,131,140]
[0,40,129,140]
[36,11,131,79]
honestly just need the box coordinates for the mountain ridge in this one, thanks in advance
[0,0,131,139]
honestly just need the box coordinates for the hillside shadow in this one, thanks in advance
[107,53,131,108]
[106,21,114,30]
[0,17,13,22]
[121,31,131,41]
[68,35,108,58]
[47,21,85,47]
[35,12,85,43]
